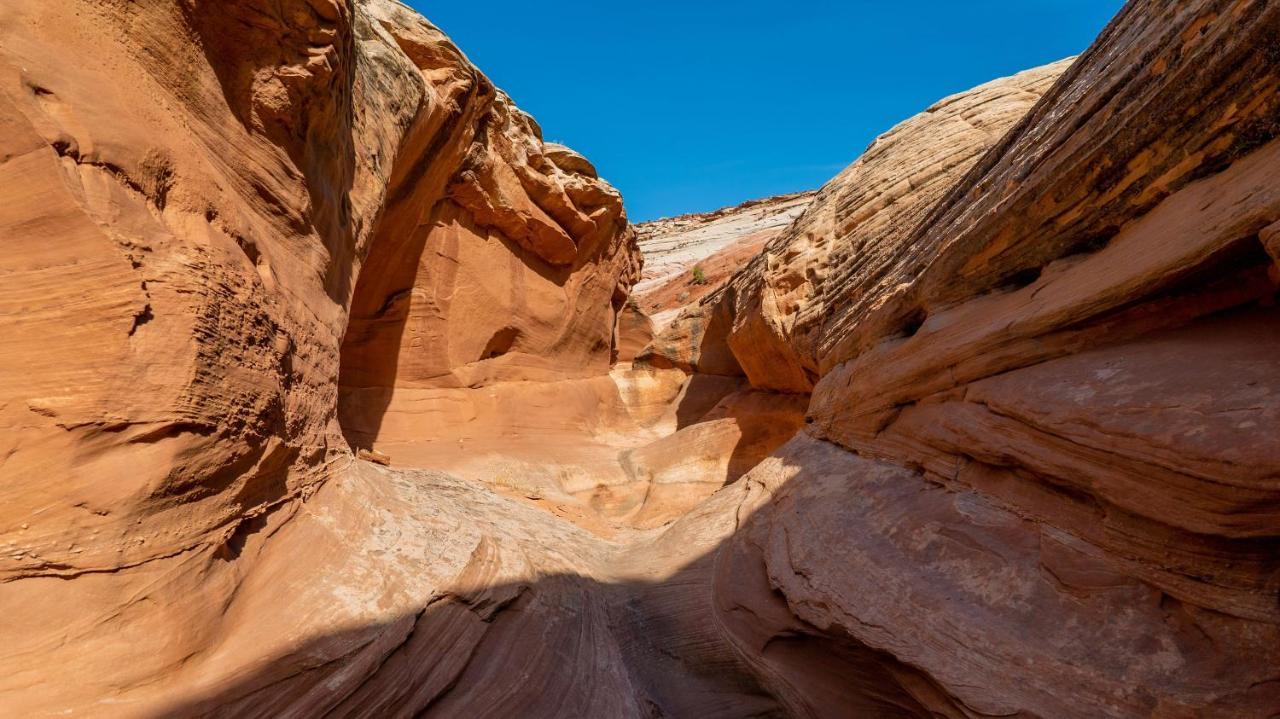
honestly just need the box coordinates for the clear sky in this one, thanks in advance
[407,1,1125,222]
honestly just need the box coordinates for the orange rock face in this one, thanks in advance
[0,0,644,713]
[0,0,635,570]
[3,0,1279,716]
[643,0,1280,715]
[0,0,380,587]
[335,4,640,453]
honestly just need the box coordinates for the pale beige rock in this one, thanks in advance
[634,192,816,330]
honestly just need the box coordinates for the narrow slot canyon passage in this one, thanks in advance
[4,0,1280,715]
[335,215,809,535]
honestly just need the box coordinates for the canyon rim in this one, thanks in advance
[1,1,1279,717]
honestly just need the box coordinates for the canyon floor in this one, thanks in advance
[2,0,1279,717]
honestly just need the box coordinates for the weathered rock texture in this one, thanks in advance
[335,1,641,453]
[0,0,638,570]
[3,0,1279,717]
[641,59,1073,388]
[642,0,1280,715]
[634,191,816,330]
[0,0,646,713]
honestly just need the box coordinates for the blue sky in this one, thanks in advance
[407,1,1125,221]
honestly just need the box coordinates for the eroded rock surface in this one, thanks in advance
[336,0,641,444]
[634,192,816,330]
[642,58,1072,389]
[647,0,1280,715]
[2,0,1278,717]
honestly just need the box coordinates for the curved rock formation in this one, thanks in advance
[336,1,640,449]
[644,0,1280,715]
[2,0,1278,717]
[641,58,1072,389]
[0,0,648,712]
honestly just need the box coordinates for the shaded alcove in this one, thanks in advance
[335,218,426,454]
[335,197,610,456]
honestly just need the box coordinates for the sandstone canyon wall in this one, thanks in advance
[0,0,646,713]
[634,191,816,331]
[1,0,1278,717]
[640,58,1073,387]
[644,0,1280,715]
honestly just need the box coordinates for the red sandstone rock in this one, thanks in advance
[2,0,1278,716]
[643,59,1072,391]
[0,0,650,712]
[688,0,1280,715]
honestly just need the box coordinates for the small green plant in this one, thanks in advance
[625,295,640,311]
[691,265,708,285]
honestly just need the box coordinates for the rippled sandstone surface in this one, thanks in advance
[1,0,1278,717]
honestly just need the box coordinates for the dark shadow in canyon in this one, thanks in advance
[671,374,745,430]
[151,449,947,719]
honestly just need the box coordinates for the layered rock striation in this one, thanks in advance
[634,192,816,330]
[642,0,1280,715]
[640,58,1072,388]
[2,0,1278,717]
[0,0,648,713]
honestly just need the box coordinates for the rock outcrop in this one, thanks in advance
[641,59,1072,388]
[0,0,646,713]
[634,192,816,330]
[643,0,1280,715]
[336,1,640,452]
[2,0,1278,717]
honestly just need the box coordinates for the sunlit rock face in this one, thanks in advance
[641,58,1072,389]
[0,0,639,713]
[2,0,1279,716]
[633,191,817,332]
[335,2,642,448]
[645,0,1280,715]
